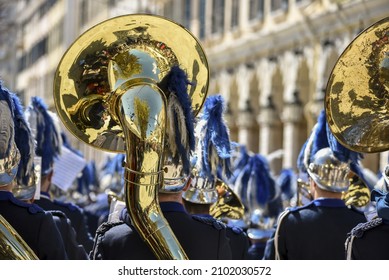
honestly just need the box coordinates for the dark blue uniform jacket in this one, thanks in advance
[263,198,367,260]
[0,191,67,259]
[90,201,232,260]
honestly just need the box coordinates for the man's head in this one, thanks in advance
[307,147,350,198]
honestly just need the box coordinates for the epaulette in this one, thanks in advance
[227,225,244,235]
[53,199,80,212]
[9,196,44,214]
[95,221,125,235]
[349,218,383,238]
[192,215,227,230]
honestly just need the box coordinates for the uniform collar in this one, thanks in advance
[0,190,13,200]
[313,198,346,208]
[159,201,187,213]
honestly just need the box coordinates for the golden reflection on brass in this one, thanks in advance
[296,178,312,206]
[342,174,371,207]
[54,14,209,260]
[0,215,38,260]
[325,17,389,153]
[54,14,208,153]
[210,179,245,220]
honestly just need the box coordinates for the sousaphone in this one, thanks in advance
[326,17,389,153]
[0,215,38,260]
[54,14,209,259]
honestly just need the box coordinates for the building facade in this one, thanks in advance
[1,0,388,175]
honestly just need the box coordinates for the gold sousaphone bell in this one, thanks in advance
[326,17,389,153]
[326,17,389,206]
[54,14,209,259]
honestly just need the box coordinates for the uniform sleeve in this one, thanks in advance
[217,229,232,259]
[37,212,68,260]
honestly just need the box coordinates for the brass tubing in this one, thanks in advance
[118,85,188,260]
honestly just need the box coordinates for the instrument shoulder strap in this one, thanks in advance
[274,208,291,260]
[345,217,383,260]
[95,220,125,236]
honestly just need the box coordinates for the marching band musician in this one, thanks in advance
[0,82,67,259]
[25,96,94,254]
[263,111,367,260]
[90,67,233,260]
[182,94,250,260]
[345,169,389,259]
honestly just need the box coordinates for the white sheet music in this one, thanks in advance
[52,146,86,191]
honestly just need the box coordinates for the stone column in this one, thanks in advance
[263,0,273,26]
[190,0,200,38]
[236,64,255,148]
[238,0,249,34]
[257,96,282,173]
[219,70,238,141]
[256,58,277,155]
[305,43,332,123]
[237,100,256,151]
[279,51,303,170]
[282,93,303,169]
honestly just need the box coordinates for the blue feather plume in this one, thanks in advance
[326,123,363,163]
[196,95,232,181]
[11,94,35,186]
[310,110,329,163]
[230,145,250,185]
[27,97,61,175]
[277,168,295,199]
[164,65,195,174]
[235,154,275,210]
[249,154,275,207]
[297,110,329,173]
[297,140,308,172]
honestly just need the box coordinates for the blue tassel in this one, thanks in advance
[196,95,232,181]
[310,110,329,163]
[277,168,295,199]
[230,145,250,184]
[326,123,363,163]
[11,94,34,186]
